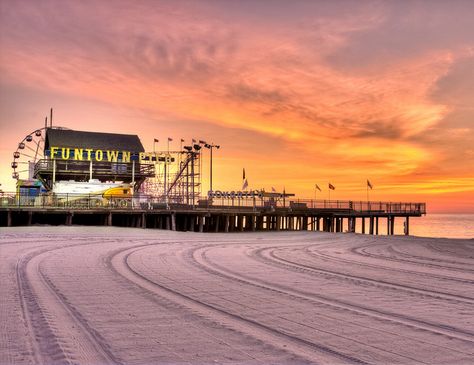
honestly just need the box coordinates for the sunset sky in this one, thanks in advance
[1,0,473,213]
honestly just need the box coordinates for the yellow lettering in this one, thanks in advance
[107,150,119,162]
[74,148,83,160]
[139,152,146,163]
[95,149,103,161]
[122,151,131,163]
[61,148,70,160]
[50,146,58,159]
[85,149,93,161]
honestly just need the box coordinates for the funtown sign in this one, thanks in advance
[47,147,168,163]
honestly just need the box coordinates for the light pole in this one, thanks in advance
[204,143,220,194]
[192,143,201,206]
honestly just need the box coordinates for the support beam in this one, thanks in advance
[66,212,73,226]
[225,215,230,233]
[136,214,142,228]
[405,216,410,235]
[237,215,243,231]
[171,214,176,231]
[199,216,204,232]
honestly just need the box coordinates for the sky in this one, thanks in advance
[0,0,473,213]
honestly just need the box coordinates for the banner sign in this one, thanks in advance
[208,190,263,199]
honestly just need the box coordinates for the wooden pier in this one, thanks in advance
[0,201,425,235]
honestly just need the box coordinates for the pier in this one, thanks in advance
[0,194,425,235]
[4,125,425,236]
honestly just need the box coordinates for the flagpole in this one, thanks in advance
[314,184,316,206]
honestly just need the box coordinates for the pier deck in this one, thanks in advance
[0,197,425,235]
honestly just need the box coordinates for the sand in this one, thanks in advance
[1,227,473,364]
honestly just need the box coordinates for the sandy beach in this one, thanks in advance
[1,227,473,364]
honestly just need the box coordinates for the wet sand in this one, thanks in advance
[1,226,473,364]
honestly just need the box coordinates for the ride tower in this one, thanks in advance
[141,143,202,205]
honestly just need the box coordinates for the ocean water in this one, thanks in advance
[354,213,474,239]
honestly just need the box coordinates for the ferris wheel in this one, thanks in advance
[11,127,47,181]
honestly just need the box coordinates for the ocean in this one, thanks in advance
[355,213,474,239]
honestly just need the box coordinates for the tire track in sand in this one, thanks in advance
[189,245,474,360]
[259,246,474,304]
[111,244,370,365]
[16,242,123,365]
[303,243,474,286]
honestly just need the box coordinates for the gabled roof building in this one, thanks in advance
[34,128,154,191]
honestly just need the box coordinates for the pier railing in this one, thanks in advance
[0,191,426,215]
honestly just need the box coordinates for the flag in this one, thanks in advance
[199,140,206,144]
[271,187,276,192]
[328,183,335,190]
[180,138,185,142]
[192,138,196,143]
[367,179,373,189]
[168,137,173,142]
[315,184,321,192]
[154,138,159,142]
[242,179,248,190]
[243,168,246,180]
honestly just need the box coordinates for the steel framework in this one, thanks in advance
[140,149,202,205]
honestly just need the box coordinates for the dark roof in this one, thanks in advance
[45,128,145,152]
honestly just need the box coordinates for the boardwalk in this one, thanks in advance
[0,194,425,235]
